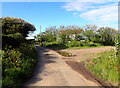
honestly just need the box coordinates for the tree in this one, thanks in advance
[1,17,36,48]
[58,25,83,42]
[36,26,58,42]
[83,24,98,41]
[1,17,36,38]
[97,27,117,45]
[83,24,118,45]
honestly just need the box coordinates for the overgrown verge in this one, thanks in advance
[85,34,120,86]
[85,49,118,86]
[2,44,37,88]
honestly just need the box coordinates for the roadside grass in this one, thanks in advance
[40,42,68,50]
[85,49,119,86]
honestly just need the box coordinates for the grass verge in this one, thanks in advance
[85,49,119,86]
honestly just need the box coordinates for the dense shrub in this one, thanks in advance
[1,17,37,88]
[1,17,36,37]
[2,33,24,48]
[2,45,37,88]
[1,17,36,48]
[18,43,37,59]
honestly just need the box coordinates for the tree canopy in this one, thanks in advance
[1,17,36,38]
[1,17,36,48]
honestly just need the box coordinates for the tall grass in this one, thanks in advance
[85,49,119,86]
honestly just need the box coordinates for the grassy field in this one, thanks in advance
[85,49,119,86]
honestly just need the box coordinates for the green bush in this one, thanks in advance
[1,17,36,38]
[18,43,37,59]
[40,42,68,49]
[2,34,24,48]
[67,41,78,47]
[2,45,37,88]
[1,17,36,49]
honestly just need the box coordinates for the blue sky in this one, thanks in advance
[2,1,118,39]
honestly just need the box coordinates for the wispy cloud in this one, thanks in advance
[62,0,118,29]
[80,3,117,23]
[73,12,79,15]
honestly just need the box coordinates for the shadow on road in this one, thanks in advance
[23,46,57,87]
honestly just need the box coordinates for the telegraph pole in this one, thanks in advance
[40,25,41,44]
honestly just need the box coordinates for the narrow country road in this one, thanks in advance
[23,46,114,87]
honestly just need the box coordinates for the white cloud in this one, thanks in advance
[80,3,117,22]
[62,2,95,11]
[73,12,79,15]
[62,1,118,28]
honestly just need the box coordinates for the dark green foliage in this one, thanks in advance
[75,35,85,41]
[1,17,36,48]
[2,33,24,48]
[18,43,37,59]
[2,17,37,88]
[2,45,37,88]
[40,42,68,49]
[1,17,36,37]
